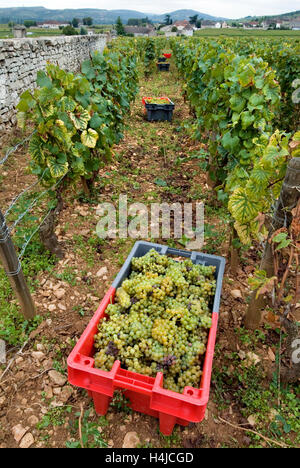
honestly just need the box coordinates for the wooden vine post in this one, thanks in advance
[245,157,300,329]
[0,210,36,319]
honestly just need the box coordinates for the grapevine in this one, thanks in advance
[171,36,299,246]
[17,42,139,192]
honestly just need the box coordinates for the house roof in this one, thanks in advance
[37,20,66,25]
[201,20,216,26]
[174,20,189,27]
[160,25,173,32]
[182,24,193,30]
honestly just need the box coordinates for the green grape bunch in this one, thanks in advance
[94,249,216,393]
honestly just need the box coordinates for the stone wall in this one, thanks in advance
[0,34,107,130]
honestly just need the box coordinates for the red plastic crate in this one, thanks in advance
[142,96,171,106]
[67,242,224,435]
[163,53,172,58]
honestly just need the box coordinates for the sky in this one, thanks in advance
[0,0,299,19]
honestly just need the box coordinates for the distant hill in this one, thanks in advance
[241,10,300,21]
[0,6,226,24]
[152,10,227,22]
[0,6,297,26]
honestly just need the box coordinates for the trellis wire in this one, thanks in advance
[18,208,53,260]
[7,172,67,234]
[14,171,68,257]
[0,209,36,319]
[0,132,35,166]
[0,169,67,318]
[4,169,47,218]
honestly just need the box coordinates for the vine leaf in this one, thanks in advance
[229,188,260,224]
[234,221,251,245]
[81,129,99,148]
[238,66,255,87]
[60,96,76,112]
[230,95,246,113]
[47,156,69,179]
[248,270,277,299]
[36,70,52,89]
[272,232,291,251]
[69,109,90,130]
[29,135,45,165]
[248,93,264,107]
[17,112,26,130]
[222,132,240,152]
[241,111,255,130]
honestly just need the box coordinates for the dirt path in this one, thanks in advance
[0,64,294,449]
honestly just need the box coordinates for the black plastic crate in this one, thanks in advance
[158,57,167,62]
[157,62,170,71]
[145,99,175,122]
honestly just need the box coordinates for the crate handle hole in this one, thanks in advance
[84,359,91,366]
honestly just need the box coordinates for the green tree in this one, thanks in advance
[196,18,203,28]
[164,14,172,25]
[71,18,79,28]
[127,18,149,26]
[127,18,139,26]
[62,25,78,36]
[80,27,87,35]
[24,20,37,28]
[83,17,93,26]
[189,14,198,25]
[116,16,125,36]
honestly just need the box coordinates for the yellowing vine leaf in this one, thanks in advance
[17,112,26,130]
[229,188,261,224]
[81,129,99,148]
[69,109,90,131]
[47,157,69,179]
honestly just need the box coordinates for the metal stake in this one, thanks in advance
[0,210,36,319]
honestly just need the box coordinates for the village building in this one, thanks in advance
[201,20,215,28]
[173,20,189,31]
[160,25,175,35]
[37,20,69,29]
[123,25,156,37]
[13,24,26,38]
[174,21,194,36]
[159,25,177,37]
[291,17,300,30]
[249,21,260,27]
[201,20,223,29]
[160,22,193,37]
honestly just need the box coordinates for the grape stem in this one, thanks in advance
[218,417,288,448]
